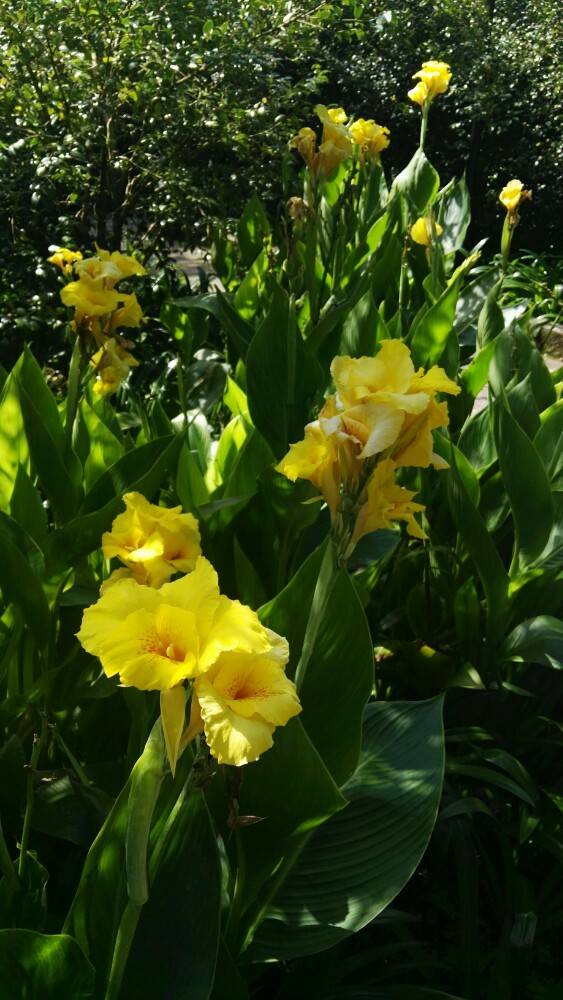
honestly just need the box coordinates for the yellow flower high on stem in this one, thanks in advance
[409,61,452,105]
[408,60,452,148]
[47,246,83,275]
[349,118,391,164]
[101,491,201,588]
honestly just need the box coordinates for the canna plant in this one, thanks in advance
[0,58,560,1000]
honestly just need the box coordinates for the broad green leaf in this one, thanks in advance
[18,384,80,525]
[448,451,509,639]
[494,402,553,569]
[65,741,219,999]
[340,290,382,358]
[500,616,563,668]
[390,149,440,220]
[476,281,504,350]
[175,443,210,514]
[460,340,496,399]
[76,397,125,492]
[79,434,182,516]
[436,176,471,258]
[234,249,268,321]
[9,466,47,545]
[454,266,500,344]
[534,401,563,489]
[14,347,66,453]
[457,406,496,475]
[262,543,374,786]
[221,718,346,947]
[246,698,444,959]
[0,372,28,512]
[217,293,255,359]
[0,512,51,650]
[0,931,94,998]
[409,275,461,374]
[121,793,221,1000]
[0,853,48,931]
[246,286,323,459]
[237,193,270,268]
[46,435,184,566]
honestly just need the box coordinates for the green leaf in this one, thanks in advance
[217,292,255,359]
[246,286,323,459]
[234,249,268,321]
[0,372,29,512]
[75,398,125,492]
[0,511,51,650]
[534,401,563,489]
[122,793,221,1000]
[79,434,182,516]
[476,281,504,350]
[500,616,563,668]
[237,193,270,268]
[246,698,444,959]
[390,149,440,220]
[224,718,347,947]
[46,435,184,566]
[447,451,509,639]
[340,290,382,357]
[175,443,210,514]
[494,401,553,570]
[0,930,94,998]
[18,384,80,525]
[436,176,471,258]
[0,852,48,930]
[409,274,461,374]
[9,466,48,545]
[262,543,374,786]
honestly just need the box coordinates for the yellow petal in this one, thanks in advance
[192,647,300,766]
[160,685,187,776]
[98,605,199,689]
[77,579,161,667]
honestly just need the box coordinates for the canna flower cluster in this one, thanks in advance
[78,496,300,772]
[101,492,201,590]
[48,246,147,395]
[290,105,390,179]
[277,341,460,557]
[408,61,452,108]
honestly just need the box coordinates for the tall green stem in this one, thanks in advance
[419,106,429,151]
[18,713,48,879]
[0,816,21,893]
[294,540,339,692]
[65,336,83,448]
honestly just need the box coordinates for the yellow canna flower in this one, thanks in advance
[349,118,390,163]
[352,459,427,544]
[47,247,83,275]
[102,491,201,588]
[75,256,123,286]
[499,179,531,217]
[77,556,273,691]
[90,337,138,395]
[96,248,147,282]
[61,272,121,316]
[185,641,301,766]
[276,422,341,514]
[410,216,443,247]
[315,104,353,176]
[290,127,319,172]
[407,80,428,107]
[410,61,452,105]
[108,292,145,330]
